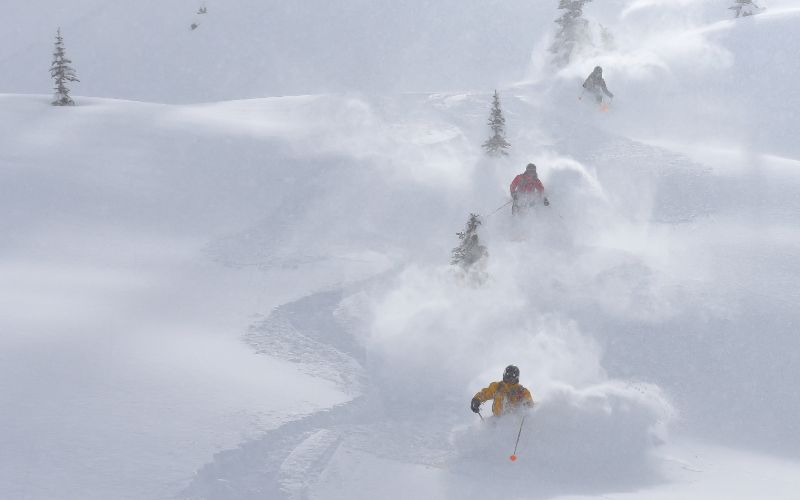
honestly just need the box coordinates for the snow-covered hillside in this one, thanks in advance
[2,1,799,500]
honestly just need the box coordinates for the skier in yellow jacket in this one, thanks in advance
[471,365,534,417]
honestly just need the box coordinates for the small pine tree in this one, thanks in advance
[730,0,759,18]
[482,90,511,157]
[50,28,79,106]
[550,0,594,67]
[451,213,488,268]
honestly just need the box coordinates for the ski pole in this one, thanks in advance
[486,199,512,218]
[509,415,526,461]
[477,410,484,422]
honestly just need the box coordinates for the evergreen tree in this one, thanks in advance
[482,90,511,157]
[730,0,759,18]
[50,28,79,106]
[550,0,594,67]
[451,213,488,269]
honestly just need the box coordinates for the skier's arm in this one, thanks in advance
[523,388,534,408]
[601,79,614,98]
[510,176,521,197]
[474,382,499,403]
[471,382,498,413]
[534,179,550,206]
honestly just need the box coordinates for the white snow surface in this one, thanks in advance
[2,1,800,499]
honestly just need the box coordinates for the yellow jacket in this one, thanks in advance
[474,381,534,416]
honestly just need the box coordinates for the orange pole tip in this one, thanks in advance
[509,455,517,461]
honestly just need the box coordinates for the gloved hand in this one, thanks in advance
[544,198,550,207]
[470,398,481,413]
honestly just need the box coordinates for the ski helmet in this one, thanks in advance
[594,66,602,75]
[525,163,537,173]
[503,365,520,384]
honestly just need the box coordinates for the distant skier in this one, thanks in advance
[510,163,550,215]
[582,66,614,104]
[471,365,534,417]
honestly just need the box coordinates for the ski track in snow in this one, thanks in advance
[244,290,366,397]
[181,282,454,500]
[277,429,341,500]
[180,287,361,500]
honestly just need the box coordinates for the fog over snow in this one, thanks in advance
[1,1,799,499]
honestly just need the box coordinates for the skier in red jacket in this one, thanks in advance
[510,163,549,215]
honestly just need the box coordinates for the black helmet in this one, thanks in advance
[594,66,602,74]
[525,163,537,173]
[503,365,520,384]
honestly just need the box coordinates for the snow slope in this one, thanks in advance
[2,1,800,500]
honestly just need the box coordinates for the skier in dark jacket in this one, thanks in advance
[510,163,549,215]
[583,66,614,104]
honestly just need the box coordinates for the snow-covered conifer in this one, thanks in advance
[50,28,79,106]
[730,0,760,18]
[451,213,488,268]
[482,90,511,157]
[550,0,593,67]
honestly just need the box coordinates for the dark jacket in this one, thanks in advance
[583,69,613,98]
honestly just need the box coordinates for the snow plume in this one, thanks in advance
[453,380,670,490]
[526,0,800,158]
[527,0,735,84]
[358,221,675,483]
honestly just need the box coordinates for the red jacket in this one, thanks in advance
[510,173,544,196]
